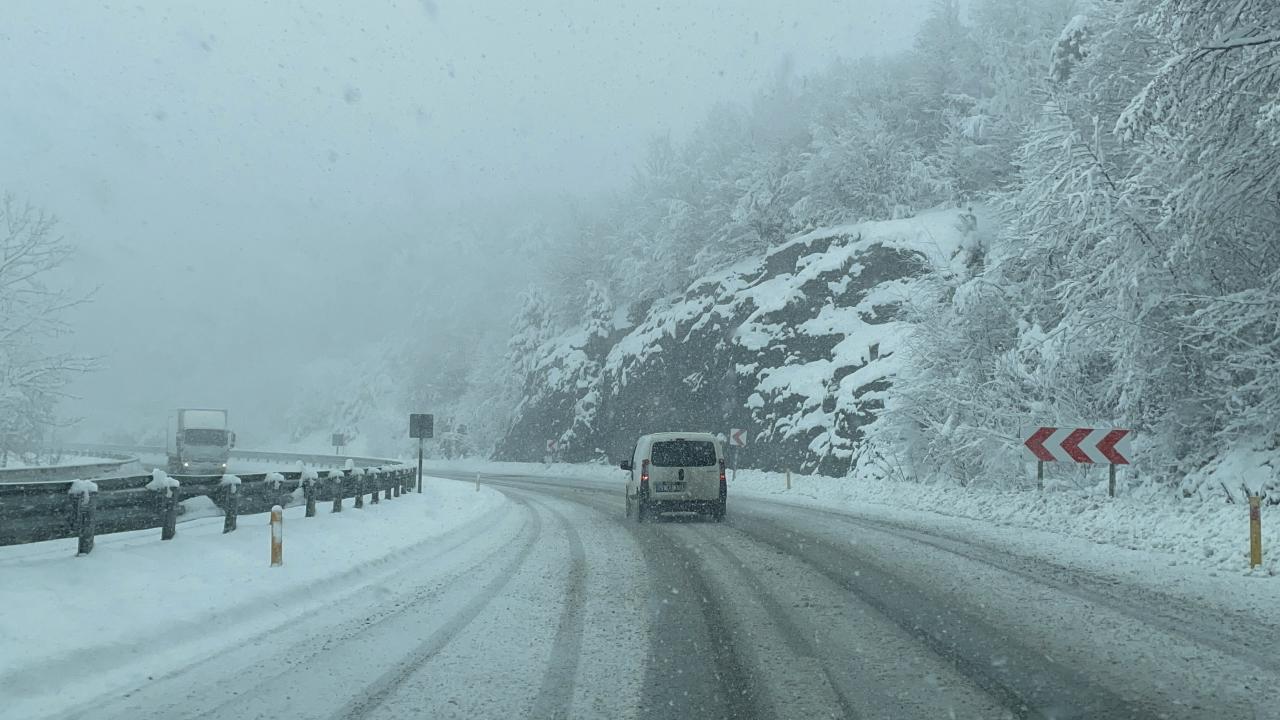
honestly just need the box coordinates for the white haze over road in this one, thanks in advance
[0,1,927,441]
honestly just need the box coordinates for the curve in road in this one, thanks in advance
[57,470,1280,720]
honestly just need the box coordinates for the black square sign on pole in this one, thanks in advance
[409,414,434,439]
[409,414,434,493]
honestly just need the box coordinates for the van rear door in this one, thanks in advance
[648,439,719,499]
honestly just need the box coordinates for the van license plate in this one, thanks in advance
[655,482,685,493]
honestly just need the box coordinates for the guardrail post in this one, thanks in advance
[147,470,181,541]
[354,467,365,509]
[68,479,98,556]
[393,471,401,497]
[266,472,287,510]
[370,468,380,505]
[331,470,343,513]
[221,474,241,533]
[304,475,317,516]
[299,463,317,517]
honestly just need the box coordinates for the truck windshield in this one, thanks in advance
[184,429,227,446]
[650,440,716,467]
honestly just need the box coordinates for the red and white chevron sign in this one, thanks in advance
[1023,427,1132,465]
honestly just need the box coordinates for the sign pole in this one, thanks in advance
[1108,463,1116,498]
[417,436,423,494]
[1037,460,1044,491]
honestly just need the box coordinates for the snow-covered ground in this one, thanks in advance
[422,459,1280,672]
[0,476,500,720]
[431,458,1280,578]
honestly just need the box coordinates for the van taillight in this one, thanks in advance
[719,459,726,484]
[640,459,650,488]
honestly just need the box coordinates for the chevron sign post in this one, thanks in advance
[1023,427,1133,496]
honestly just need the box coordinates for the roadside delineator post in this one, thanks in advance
[370,468,380,505]
[1249,494,1263,568]
[786,470,791,491]
[476,472,481,492]
[270,505,283,567]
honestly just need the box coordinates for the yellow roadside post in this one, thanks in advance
[1249,495,1262,569]
[270,505,283,567]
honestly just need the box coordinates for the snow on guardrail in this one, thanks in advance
[0,449,415,550]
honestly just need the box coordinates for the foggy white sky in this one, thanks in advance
[0,0,928,443]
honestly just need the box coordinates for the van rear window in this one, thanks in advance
[650,440,716,467]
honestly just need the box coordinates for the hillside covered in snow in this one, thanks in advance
[500,207,987,475]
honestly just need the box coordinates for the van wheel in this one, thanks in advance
[712,500,726,522]
[635,497,647,523]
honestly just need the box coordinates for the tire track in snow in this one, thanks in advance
[60,496,526,720]
[732,511,1163,720]
[686,525,863,719]
[807,507,1280,672]
[489,477,763,720]
[332,492,544,720]
[520,493,589,720]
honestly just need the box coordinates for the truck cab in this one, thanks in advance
[167,409,234,475]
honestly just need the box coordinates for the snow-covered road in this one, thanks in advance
[16,471,1280,720]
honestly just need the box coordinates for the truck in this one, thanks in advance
[166,409,235,475]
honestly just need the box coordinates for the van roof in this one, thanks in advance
[642,432,719,443]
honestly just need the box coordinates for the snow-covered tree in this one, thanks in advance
[504,288,554,410]
[0,195,93,466]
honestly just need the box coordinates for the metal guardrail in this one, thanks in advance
[231,448,402,469]
[58,443,399,470]
[0,449,137,484]
[0,451,415,550]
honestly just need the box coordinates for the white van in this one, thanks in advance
[621,432,726,522]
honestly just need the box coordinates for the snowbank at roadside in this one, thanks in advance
[728,468,1280,576]
[0,476,502,717]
